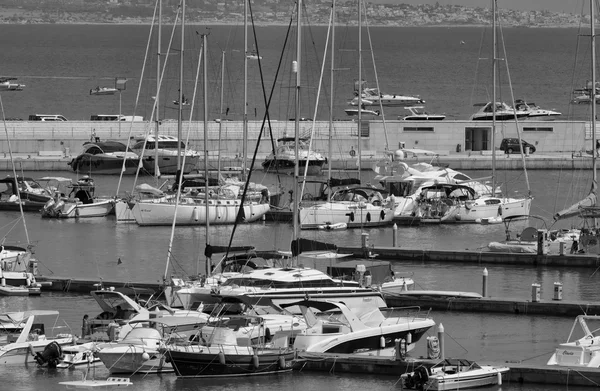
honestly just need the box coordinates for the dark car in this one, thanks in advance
[500,138,536,154]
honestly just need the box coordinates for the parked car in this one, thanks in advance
[500,138,536,154]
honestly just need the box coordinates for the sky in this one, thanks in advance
[368,0,585,14]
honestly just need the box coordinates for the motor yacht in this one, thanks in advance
[399,106,445,121]
[547,315,600,367]
[277,299,435,356]
[470,102,529,121]
[262,137,327,176]
[131,134,200,175]
[402,359,509,390]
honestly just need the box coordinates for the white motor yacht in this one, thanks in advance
[399,106,445,121]
[131,134,200,175]
[402,359,509,390]
[276,299,435,356]
[470,102,529,121]
[262,137,327,176]
[547,315,600,367]
[514,99,561,120]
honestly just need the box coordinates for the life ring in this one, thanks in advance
[349,148,356,157]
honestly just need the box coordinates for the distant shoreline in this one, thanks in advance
[0,21,582,28]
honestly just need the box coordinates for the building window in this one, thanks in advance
[523,127,553,132]
[403,127,434,132]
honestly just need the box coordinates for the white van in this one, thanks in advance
[28,114,68,121]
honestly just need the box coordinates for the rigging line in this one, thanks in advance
[116,0,160,196]
[223,7,295,262]
[363,4,389,151]
[498,15,531,195]
[300,6,332,197]
[0,94,29,244]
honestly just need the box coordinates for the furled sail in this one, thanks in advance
[554,192,597,221]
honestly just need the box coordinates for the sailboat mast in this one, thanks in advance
[242,0,248,181]
[328,0,335,201]
[357,0,362,183]
[203,34,211,276]
[154,0,162,179]
[177,0,185,172]
[491,0,497,197]
[293,0,302,257]
[217,50,225,181]
[591,0,597,198]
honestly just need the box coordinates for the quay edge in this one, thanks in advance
[0,119,596,171]
[297,353,600,387]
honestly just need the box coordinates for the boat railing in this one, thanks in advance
[381,306,432,321]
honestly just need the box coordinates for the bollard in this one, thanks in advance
[392,223,398,247]
[482,268,488,297]
[361,233,369,248]
[553,282,563,301]
[531,283,541,302]
[559,242,565,256]
[438,323,445,360]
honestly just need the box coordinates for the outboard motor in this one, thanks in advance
[34,341,63,368]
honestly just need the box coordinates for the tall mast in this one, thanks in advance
[591,0,597,202]
[357,0,362,182]
[176,0,185,172]
[491,0,497,196]
[242,0,248,181]
[293,0,301,257]
[154,0,162,179]
[218,50,225,181]
[203,34,211,276]
[328,0,335,201]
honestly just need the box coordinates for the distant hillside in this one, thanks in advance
[0,0,584,27]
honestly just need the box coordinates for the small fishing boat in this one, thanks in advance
[0,77,24,91]
[401,358,509,390]
[57,342,101,369]
[89,86,118,96]
[40,176,115,218]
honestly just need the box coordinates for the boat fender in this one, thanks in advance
[252,353,259,369]
[192,207,199,222]
[142,351,150,361]
[265,327,271,342]
[346,212,355,222]
[380,336,385,348]
[278,355,286,370]
[380,210,385,220]
[366,212,371,222]
[218,351,226,365]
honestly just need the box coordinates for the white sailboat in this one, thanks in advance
[298,0,395,230]
[553,0,600,254]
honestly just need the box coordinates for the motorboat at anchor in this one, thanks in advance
[0,77,24,91]
[130,134,200,175]
[399,106,445,121]
[401,358,509,390]
[513,99,561,120]
[547,314,600,367]
[89,86,118,96]
[0,176,57,212]
[470,102,529,121]
[68,141,140,175]
[262,137,327,176]
[348,80,425,107]
[344,106,380,117]
[0,310,74,366]
[278,299,435,356]
[40,176,115,218]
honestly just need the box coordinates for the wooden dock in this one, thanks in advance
[337,246,600,268]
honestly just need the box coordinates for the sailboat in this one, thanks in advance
[553,0,600,254]
[0,92,43,296]
[410,0,532,224]
[129,17,270,227]
[298,0,395,230]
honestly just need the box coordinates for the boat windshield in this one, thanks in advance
[220,277,338,289]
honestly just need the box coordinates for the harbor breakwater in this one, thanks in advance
[0,119,593,171]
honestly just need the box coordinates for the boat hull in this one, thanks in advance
[0,337,74,365]
[42,199,115,218]
[130,199,270,226]
[299,202,395,229]
[165,347,295,378]
[426,368,508,390]
[139,155,199,175]
[69,155,140,175]
[97,349,172,374]
[262,158,325,176]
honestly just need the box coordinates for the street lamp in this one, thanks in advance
[115,77,127,136]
